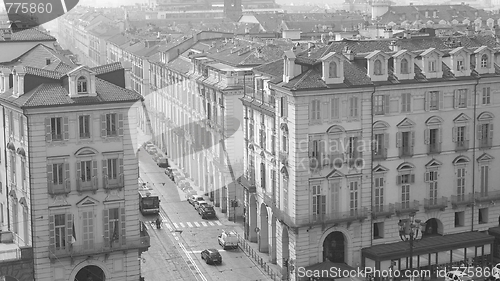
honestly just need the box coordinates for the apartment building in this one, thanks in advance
[0,59,149,280]
[241,35,500,280]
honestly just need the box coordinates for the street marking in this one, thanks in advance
[179,222,185,228]
[179,242,207,281]
[191,249,226,254]
[208,222,214,226]
[201,222,208,227]
[215,221,222,225]
[173,223,179,228]
[186,222,193,227]
[165,223,173,231]
[194,222,200,227]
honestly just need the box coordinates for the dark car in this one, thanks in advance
[201,249,222,265]
[198,205,216,219]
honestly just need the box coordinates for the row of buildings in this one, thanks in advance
[0,25,149,280]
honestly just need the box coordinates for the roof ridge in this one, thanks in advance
[292,68,315,90]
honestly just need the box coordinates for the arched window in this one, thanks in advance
[401,58,409,74]
[329,62,337,78]
[374,59,382,75]
[481,54,489,68]
[77,76,88,93]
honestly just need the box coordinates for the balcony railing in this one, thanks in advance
[48,179,71,196]
[451,193,474,208]
[103,174,124,191]
[372,148,387,160]
[272,206,368,229]
[424,196,448,211]
[395,200,420,215]
[372,203,395,219]
[76,176,98,194]
[49,225,150,260]
[455,140,469,151]
[475,190,500,203]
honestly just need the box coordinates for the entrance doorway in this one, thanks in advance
[74,265,105,281]
[323,231,346,263]
[423,218,442,238]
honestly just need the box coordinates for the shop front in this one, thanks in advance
[362,231,494,281]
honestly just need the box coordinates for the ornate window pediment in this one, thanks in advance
[477,111,494,121]
[75,147,99,156]
[425,159,442,168]
[326,125,345,134]
[452,155,470,165]
[280,166,288,178]
[326,169,344,178]
[19,197,27,207]
[453,113,471,123]
[477,153,494,162]
[373,121,389,130]
[397,118,415,129]
[425,116,443,126]
[373,164,388,173]
[397,162,415,171]
[76,196,99,207]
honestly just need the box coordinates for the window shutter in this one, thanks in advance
[92,160,97,185]
[453,91,459,108]
[410,131,415,147]
[66,214,73,249]
[49,215,55,250]
[47,164,53,192]
[438,128,442,143]
[19,115,23,140]
[319,140,325,163]
[489,124,494,140]
[452,127,457,142]
[410,174,415,184]
[396,132,402,148]
[424,128,430,144]
[465,125,469,141]
[119,158,124,185]
[396,175,402,185]
[63,117,69,141]
[65,163,70,192]
[467,91,472,107]
[118,113,124,136]
[102,159,108,186]
[45,118,52,142]
[308,137,313,157]
[76,161,81,183]
[439,92,444,109]
[425,172,430,182]
[100,114,107,138]
[120,207,126,245]
[384,133,389,153]
[424,92,430,111]
[384,95,390,114]
[477,124,483,140]
[103,209,109,247]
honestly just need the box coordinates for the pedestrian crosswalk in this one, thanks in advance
[144,219,223,230]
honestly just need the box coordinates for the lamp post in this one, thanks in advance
[398,212,426,278]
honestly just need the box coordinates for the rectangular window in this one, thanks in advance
[373,222,384,239]
[312,185,325,221]
[108,208,120,244]
[283,177,288,213]
[347,137,358,159]
[429,60,436,72]
[79,115,90,138]
[349,181,358,215]
[52,163,64,185]
[80,161,92,182]
[280,96,287,118]
[429,91,439,110]
[19,115,24,139]
[455,126,468,150]
[349,96,358,118]
[482,87,491,105]
[455,89,467,108]
[400,131,413,156]
[428,171,438,205]
[479,208,488,224]
[107,159,118,180]
[455,211,464,227]
[106,113,117,136]
[401,185,410,209]
[374,177,384,213]
[330,181,340,214]
[456,59,464,71]
[9,111,14,136]
[311,100,321,121]
[82,211,94,250]
[480,165,489,195]
[373,133,387,159]
[401,93,411,113]
[428,128,440,153]
[479,123,493,148]
[373,95,385,115]
[456,167,466,201]
[330,97,340,119]
[51,117,63,140]
[54,214,66,250]
[260,163,266,190]
[10,152,16,185]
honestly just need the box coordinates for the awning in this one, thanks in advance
[362,231,494,261]
[489,227,500,237]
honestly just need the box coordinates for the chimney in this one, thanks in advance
[0,68,11,93]
[122,60,132,90]
[467,24,474,36]
[404,31,412,39]
[3,29,11,40]
[342,46,354,61]
[384,27,393,38]
[389,40,400,52]
[282,50,297,83]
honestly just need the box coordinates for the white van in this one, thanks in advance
[217,230,238,250]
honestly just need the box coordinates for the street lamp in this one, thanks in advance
[398,213,426,275]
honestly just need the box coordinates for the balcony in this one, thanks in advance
[455,140,469,152]
[49,224,150,260]
[103,174,124,192]
[371,204,395,219]
[451,193,474,208]
[395,200,420,215]
[76,176,98,194]
[48,179,71,197]
[424,196,448,211]
[475,190,500,203]
[272,207,368,229]
[237,176,256,193]
[262,192,276,208]
[372,148,387,161]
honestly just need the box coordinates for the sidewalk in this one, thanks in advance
[136,126,283,281]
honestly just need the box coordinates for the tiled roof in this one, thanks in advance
[0,77,142,108]
[254,59,284,82]
[0,28,55,42]
[24,66,64,79]
[108,33,130,46]
[167,57,192,74]
[91,62,124,75]
[8,44,77,70]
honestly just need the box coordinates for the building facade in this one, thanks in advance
[242,35,500,280]
[0,61,149,280]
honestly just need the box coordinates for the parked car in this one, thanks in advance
[217,230,238,250]
[201,249,222,265]
[157,157,169,168]
[188,195,204,205]
[198,205,216,219]
[145,143,155,152]
[194,200,208,211]
[445,270,474,281]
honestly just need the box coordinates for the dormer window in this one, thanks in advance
[401,58,409,74]
[456,56,464,71]
[329,62,337,78]
[374,59,382,75]
[428,59,436,72]
[77,76,88,93]
[481,54,489,68]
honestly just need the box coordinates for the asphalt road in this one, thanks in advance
[138,149,271,281]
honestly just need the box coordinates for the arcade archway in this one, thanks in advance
[74,265,105,281]
[323,231,346,263]
[423,218,443,237]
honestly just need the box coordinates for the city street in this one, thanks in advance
[138,149,271,281]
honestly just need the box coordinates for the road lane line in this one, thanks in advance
[215,221,222,225]
[208,222,214,226]
[178,240,207,281]
[201,222,207,227]
[194,222,200,227]
[186,222,193,227]
[179,222,185,228]
[191,249,226,254]
[173,223,179,228]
